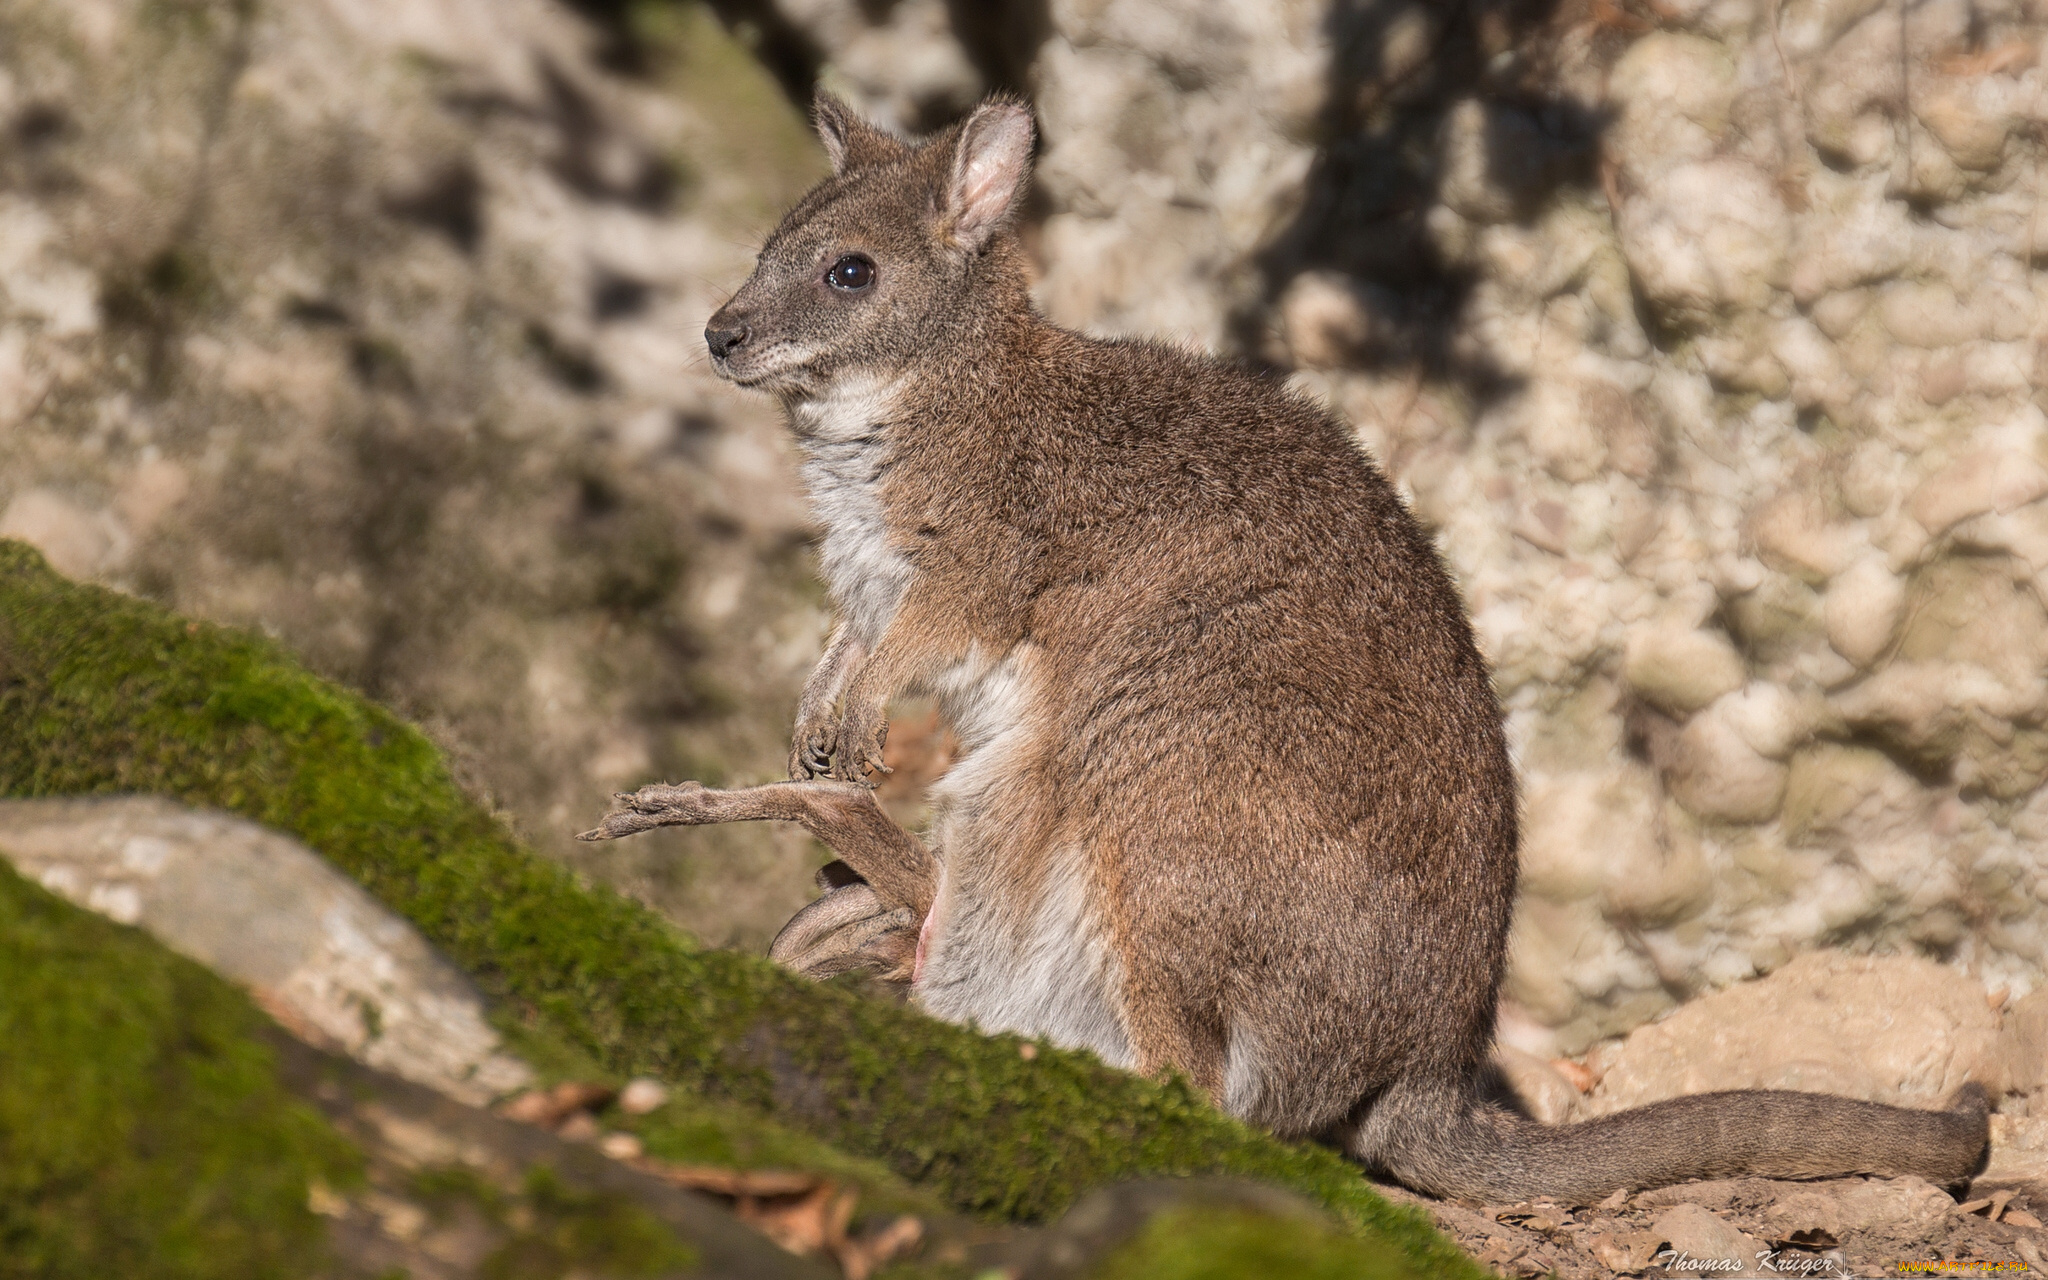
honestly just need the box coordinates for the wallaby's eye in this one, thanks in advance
[826,254,876,292]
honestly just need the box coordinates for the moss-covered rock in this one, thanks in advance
[1091,1205,1414,1280]
[0,859,358,1279]
[0,540,1477,1276]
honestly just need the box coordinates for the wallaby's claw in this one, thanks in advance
[788,718,840,781]
[576,781,712,841]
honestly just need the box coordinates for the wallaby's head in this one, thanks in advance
[704,94,1035,399]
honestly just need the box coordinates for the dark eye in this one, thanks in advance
[826,254,875,291]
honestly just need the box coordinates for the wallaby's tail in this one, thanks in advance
[1350,1075,1991,1203]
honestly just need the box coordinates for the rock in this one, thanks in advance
[1519,766,1667,903]
[1588,951,2001,1115]
[0,795,532,1105]
[1029,0,1326,348]
[1824,553,1907,667]
[1907,448,2048,535]
[1649,1202,1766,1275]
[619,1077,672,1116]
[1748,492,1863,583]
[1606,33,1739,180]
[0,488,122,580]
[1982,1113,2048,1197]
[1762,1176,1958,1239]
[1490,1043,1584,1125]
[1625,625,1748,716]
[1664,703,1790,825]
[1617,159,1788,325]
[273,1035,830,1280]
[1779,743,1924,846]
[1003,1178,1372,1280]
[1436,99,1573,224]
[1278,271,1391,369]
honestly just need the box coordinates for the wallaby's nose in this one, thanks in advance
[704,321,749,360]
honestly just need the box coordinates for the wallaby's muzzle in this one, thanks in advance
[703,307,749,364]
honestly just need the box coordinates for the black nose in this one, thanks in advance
[705,324,749,360]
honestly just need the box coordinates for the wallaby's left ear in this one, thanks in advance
[943,98,1035,253]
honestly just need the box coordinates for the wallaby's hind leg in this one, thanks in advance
[769,866,917,987]
[578,780,939,918]
[1117,952,1229,1102]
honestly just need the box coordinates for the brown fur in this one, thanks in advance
[583,95,1989,1202]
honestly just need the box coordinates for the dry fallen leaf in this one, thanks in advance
[835,1215,924,1280]
[632,1160,822,1198]
[1551,1058,1597,1094]
[497,1080,617,1129]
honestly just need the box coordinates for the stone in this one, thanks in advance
[1714,683,1808,761]
[1587,951,2002,1115]
[1824,553,1907,667]
[0,0,836,954]
[1490,1043,1584,1125]
[1606,33,1739,179]
[2000,989,2048,1098]
[0,795,532,1105]
[1648,1202,1765,1275]
[1617,158,1788,325]
[1520,766,1667,903]
[1436,99,1571,225]
[1907,448,2048,535]
[1278,271,1389,369]
[1664,703,1790,825]
[1779,743,1919,845]
[1982,1114,2048,1196]
[1625,625,1748,716]
[0,488,121,581]
[1762,1176,1959,1239]
[619,1077,672,1116]
[1748,492,1863,583]
[1879,280,1986,349]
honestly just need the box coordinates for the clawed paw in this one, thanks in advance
[788,719,838,781]
[829,711,893,788]
[575,781,712,841]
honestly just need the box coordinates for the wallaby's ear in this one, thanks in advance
[942,98,1035,253]
[814,93,903,175]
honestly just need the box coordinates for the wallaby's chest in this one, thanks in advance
[792,380,912,645]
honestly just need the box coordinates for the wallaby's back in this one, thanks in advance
[700,94,1991,1203]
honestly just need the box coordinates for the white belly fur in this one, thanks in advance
[912,646,1134,1069]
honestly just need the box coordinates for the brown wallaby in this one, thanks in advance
[579,95,1989,1203]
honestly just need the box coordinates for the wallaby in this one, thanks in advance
[579,95,1989,1203]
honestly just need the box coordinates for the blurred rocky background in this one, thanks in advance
[5,0,2048,1070]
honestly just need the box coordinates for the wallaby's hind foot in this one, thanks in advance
[769,862,918,986]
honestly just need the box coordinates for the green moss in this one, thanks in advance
[407,1164,699,1279]
[0,859,360,1280]
[0,540,1478,1277]
[1089,1206,1416,1280]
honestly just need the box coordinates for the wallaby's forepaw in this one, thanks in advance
[575,781,712,841]
[829,706,893,788]
[788,716,839,781]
